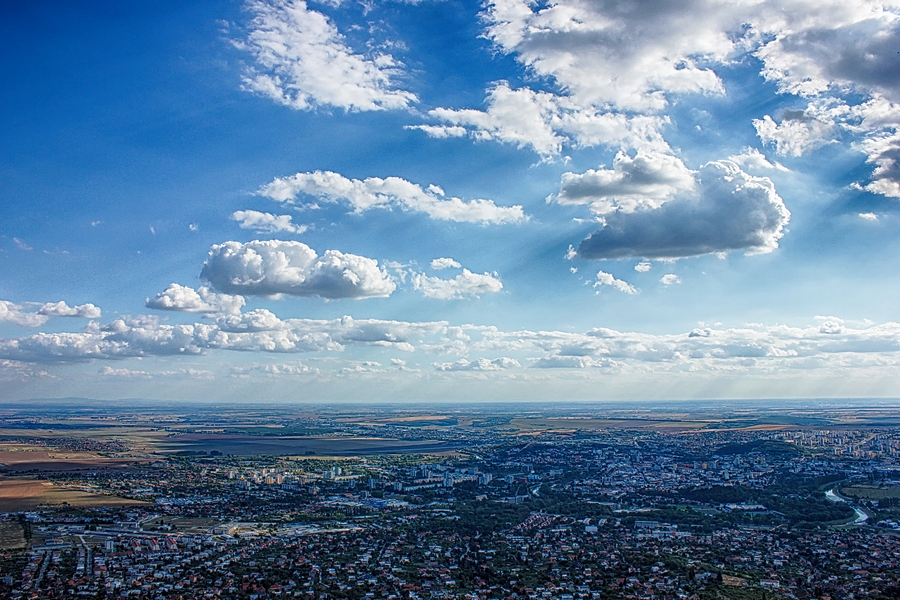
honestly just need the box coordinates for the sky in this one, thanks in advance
[2,0,900,403]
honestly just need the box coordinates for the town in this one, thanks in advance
[0,402,899,599]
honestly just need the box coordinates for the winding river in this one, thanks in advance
[825,488,868,524]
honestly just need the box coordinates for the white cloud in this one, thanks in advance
[660,274,682,286]
[551,151,695,214]
[215,309,283,332]
[430,257,461,270]
[855,122,900,198]
[634,261,651,272]
[420,82,672,158]
[412,269,503,300]
[0,313,446,363]
[232,209,307,234]
[753,4,900,101]
[532,355,611,369]
[239,0,416,111]
[433,357,520,371]
[36,301,102,319]
[6,307,900,385]
[258,170,525,224]
[756,98,900,197]
[426,83,565,158]
[577,161,790,259]
[200,240,396,299]
[0,301,48,327]
[403,124,467,138]
[12,238,32,251]
[230,362,315,377]
[753,106,842,157]
[748,1,900,197]
[859,212,879,221]
[727,148,789,172]
[415,0,900,202]
[98,366,214,380]
[483,0,730,113]
[0,359,50,382]
[146,284,246,315]
[593,271,638,295]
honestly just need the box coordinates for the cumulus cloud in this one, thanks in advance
[6,306,900,383]
[413,0,900,199]
[215,309,283,333]
[483,0,731,113]
[258,170,525,224]
[753,105,842,157]
[403,124,467,138]
[753,5,900,101]
[1,300,102,327]
[37,301,102,319]
[430,257,461,270]
[593,271,638,295]
[412,269,503,300]
[0,313,446,363]
[855,121,900,198]
[419,82,672,158]
[433,357,520,371]
[238,0,416,111]
[660,274,682,286]
[859,212,879,221]
[200,240,396,299]
[577,161,790,259]
[749,4,900,197]
[0,301,48,327]
[551,151,696,214]
[532,355,611,369]
[232,210,307,234]
[727,148,789,172]
[634,261,651,272]
[425,83,565,158]
[146,284,246,315]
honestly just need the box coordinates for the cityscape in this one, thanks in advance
[0,401,898,599]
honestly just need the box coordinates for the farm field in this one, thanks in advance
[156,433,457,456]
[0,477,147,512]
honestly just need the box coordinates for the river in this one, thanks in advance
[825,488,868,524]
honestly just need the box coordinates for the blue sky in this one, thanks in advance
[2,0,900,402]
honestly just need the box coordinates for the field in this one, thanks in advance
[840,485,900,500]
[0,441,147,471]
[507,418,710,432]
[0,520,26,550]
[157,434,458,456]
[0,477,147,512]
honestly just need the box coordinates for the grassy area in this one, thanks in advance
[0,521,26,550]
[0,476,147,512]
[840,485,900,500]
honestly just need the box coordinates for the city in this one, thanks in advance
[0,401,898,599]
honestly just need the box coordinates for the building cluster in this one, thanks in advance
[1,424,900,599]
